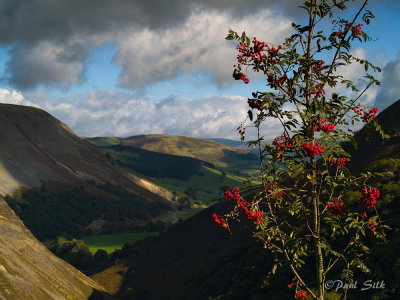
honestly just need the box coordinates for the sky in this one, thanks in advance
[0,0,399,140]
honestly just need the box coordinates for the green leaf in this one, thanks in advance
[271,264,278,275]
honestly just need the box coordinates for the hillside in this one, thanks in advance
[93,145,250,206]
[346,99,400,173]
[0,196,112,300]
[94,100,400,300]
[112,201,277,300]
[0,104,174,239]
[0,104,172,200]
[86,134,258,168]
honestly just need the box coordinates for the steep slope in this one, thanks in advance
[86,134,258,167]
[0,104,175,239]
[114,202,277,300]
[0,104,172,201]
[0,196,112,300]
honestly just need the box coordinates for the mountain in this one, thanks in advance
[0,104,172,199]
[0,104,174,239]
[96,100,400,300]
[86,134,258,167]
[0,196,112,300]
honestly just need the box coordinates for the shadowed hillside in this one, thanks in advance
[345,99,400,173]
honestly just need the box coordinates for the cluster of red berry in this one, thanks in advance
[311,60,326,74]
[263,180,284,201]
[315,118,335,133]
[233,66,250,84]
[361,187,380,208]
[267,74,286,88]
[333,31,343,38]
[326,197,348,217]
[301,142,325,158]
[368,221,377,233]
[328,157,348,169]
[288,277,308,299]
[236,37,270,65]
[346,22,364,38]
[304,87,326,98]
[272,135,295,158]
[361,212,378,233]
[363,107,378,121]
[295,290,308,299]
[212,213,228,229]
[352,106,378,122]
[223,186,263,224]
[238,200,263,224]
[233,36,284,84]
[267,45,283,56]
[223,186,241,201]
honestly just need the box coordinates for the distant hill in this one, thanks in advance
[86,135,260,206]
[86,134,258,167]
[100,144,211,180]
[205,138,244,148]
[0,104,174,239]
[0,196,112,300]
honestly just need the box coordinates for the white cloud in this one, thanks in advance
[320,48,381,106]
[114,9,291,88]
[0,88,37,107]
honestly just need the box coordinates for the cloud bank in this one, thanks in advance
[374,55,400,110]
[0,88,284,139]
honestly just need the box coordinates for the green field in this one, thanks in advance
[83,232,158,254]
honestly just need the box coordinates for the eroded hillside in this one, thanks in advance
[0,196,111,300]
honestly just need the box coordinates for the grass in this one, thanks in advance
[83,232,158,254]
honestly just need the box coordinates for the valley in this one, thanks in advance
[0,101,399,299]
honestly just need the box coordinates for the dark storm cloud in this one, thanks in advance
[0,0,290,44]
[373,55,400,110]
[5,40,89,89]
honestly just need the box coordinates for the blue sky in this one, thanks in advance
[0,0,399,139]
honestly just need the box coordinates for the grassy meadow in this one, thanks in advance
[83,232,158,254]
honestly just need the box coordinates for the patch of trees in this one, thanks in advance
[50,237,111,275]
[102,145,212,180]
[5,182,172,240]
